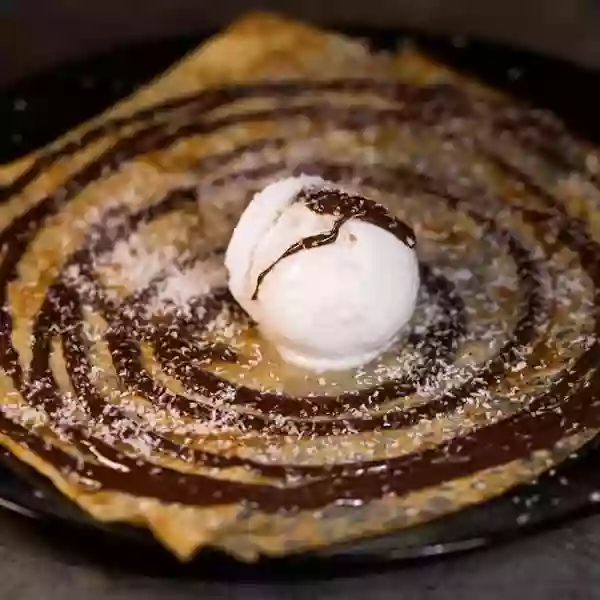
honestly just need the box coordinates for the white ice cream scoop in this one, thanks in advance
[225,176,420,372]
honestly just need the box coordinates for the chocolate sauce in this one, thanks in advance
[251,188,416,299]
[0,79,598,513]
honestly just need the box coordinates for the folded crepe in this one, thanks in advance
[0,12,600,561]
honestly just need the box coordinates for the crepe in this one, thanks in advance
[1,12,600,562]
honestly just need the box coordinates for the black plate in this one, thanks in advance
[2,29,600,569]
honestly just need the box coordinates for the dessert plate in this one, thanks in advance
[2,20,600,566]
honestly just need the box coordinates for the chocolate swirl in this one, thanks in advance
[0,78,599,522]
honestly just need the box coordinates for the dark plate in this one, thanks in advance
[2,28,600,571]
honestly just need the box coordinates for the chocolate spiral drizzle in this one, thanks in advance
[252,188,416,299]
[1,78,600,517]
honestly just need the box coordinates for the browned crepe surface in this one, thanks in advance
[1,12,600,561]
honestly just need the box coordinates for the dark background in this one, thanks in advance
[2,0,600,85]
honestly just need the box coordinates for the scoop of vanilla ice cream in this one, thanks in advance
[225,176,419,372]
